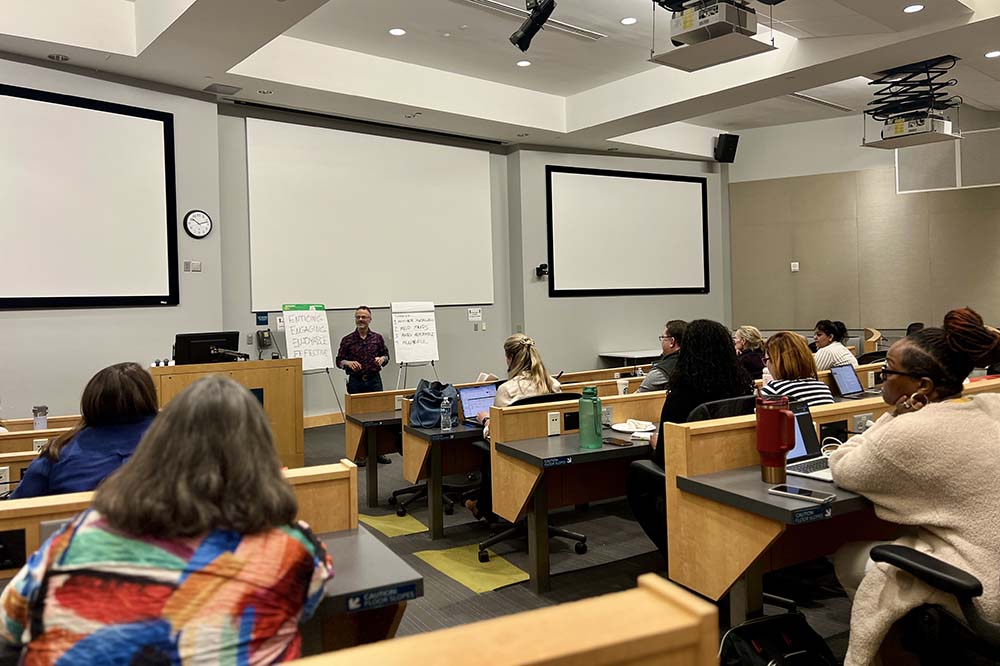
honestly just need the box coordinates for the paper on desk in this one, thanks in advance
[630,431,653,442]
[477,372,499,382]
[626,419,654,431]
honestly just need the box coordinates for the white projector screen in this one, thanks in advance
[546,166,709,296]
[0,84,176,309]
[246,118,494,312]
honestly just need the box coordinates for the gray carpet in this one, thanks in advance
[305,424,851,660]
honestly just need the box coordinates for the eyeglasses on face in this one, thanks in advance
[877,367,924,383]
[658,335,674,342]
[763,355,771,364]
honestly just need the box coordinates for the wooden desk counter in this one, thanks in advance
[345,411,402,508]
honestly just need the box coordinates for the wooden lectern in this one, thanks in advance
[150,359,304,468]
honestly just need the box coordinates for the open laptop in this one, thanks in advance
[457,384,497,427]
[830,364,881,400]
[785,401,834,482]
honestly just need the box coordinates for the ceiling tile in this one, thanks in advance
[779,16,894,38]
[835,0,973,32]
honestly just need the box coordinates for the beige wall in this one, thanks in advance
[730,168,1000,329]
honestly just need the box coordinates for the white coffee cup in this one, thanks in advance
[616,378,629,395]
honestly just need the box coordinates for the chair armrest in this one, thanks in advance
[870,544,983,601]
[629,459,665,481]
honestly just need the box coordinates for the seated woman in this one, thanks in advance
[11,362,158,499]
[829,308,1000,666]
[733,325,767,380]
[760,331,834,407]
[0,375,334,663]
[652,319,755,467]
[628,319,754,555]
[467,333,560,521]
[813,319,858,371]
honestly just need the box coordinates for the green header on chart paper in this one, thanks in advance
[282,304,326,311]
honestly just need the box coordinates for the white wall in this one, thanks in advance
[0,58,222,419]
[511,150,730,373]
[729,116,893,183]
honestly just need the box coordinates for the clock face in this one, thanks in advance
[184,210,212,239]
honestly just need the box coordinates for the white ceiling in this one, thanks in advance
[0,0,998,157]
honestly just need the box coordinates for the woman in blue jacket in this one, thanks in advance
[11,362,157,499]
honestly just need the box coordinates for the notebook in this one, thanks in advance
[785,401,833,482]
[457,384,497,426]
[830,364,881,400]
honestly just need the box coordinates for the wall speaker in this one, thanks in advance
[714,133,740,163]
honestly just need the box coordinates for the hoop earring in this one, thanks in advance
[909,391,929,408]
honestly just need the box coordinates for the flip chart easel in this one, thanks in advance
[390,301,440,389]
[282,303,344,414]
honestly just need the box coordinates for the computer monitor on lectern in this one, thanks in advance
[173,331,240,365]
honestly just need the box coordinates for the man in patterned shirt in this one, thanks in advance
[336,305,391,465]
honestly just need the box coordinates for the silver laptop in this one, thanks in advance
[786,401,833,482]
[457,384,497,426]
[830,364,881,400]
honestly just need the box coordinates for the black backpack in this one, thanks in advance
[720,611,838,666]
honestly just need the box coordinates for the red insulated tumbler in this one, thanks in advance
[755,392,795,484]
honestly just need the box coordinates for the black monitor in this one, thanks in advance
[173,331,241,365]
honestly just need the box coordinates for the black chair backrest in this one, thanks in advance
[857,350,888,364]
[686,395,756,423]
[510,392,583,407]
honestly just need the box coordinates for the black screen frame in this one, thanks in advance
[544,165,710,298]
[0,83,178,310]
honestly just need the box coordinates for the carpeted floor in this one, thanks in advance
[305,424,851,660]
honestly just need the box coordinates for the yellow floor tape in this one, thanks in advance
[359,513,428,538]
[414,544,529,594]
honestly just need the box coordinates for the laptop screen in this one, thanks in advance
[787,400,821,463]
[830,364,864,395]
[458,384,497,419]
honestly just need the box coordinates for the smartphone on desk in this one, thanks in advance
[767,484,836,505]
[602,437,633,447]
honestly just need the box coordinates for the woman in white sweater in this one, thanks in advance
[467,333,560,521]
[813,319,858,371]
[829,308,1000,665]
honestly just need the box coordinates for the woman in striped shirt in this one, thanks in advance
[761,331,835,406]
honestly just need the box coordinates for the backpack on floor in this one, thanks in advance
[720,611,838,666]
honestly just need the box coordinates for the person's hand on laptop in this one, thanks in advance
[476,410,490,425]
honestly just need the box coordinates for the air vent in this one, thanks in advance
[203,83,243,95]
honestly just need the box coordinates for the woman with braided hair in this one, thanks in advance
[830,307,1000,665]
[467,333,561,521]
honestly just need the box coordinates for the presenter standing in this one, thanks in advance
[336,306,391,466]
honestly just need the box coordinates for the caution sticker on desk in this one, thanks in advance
[791,506,833,525]
[347,583,419,611]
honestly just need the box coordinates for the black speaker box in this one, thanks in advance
[714,133,740,163]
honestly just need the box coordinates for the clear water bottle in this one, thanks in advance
[578,387,602,450]
[440,396,453,432]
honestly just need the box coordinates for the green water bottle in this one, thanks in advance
[578,387,603,450]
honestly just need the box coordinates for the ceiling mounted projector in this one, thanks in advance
[649,0,785,72]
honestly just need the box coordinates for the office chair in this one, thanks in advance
[475,392,585,564]
[627,395,757,560]
[388,474,478,517]
[857,350,888,364]
[870,544,1000,664]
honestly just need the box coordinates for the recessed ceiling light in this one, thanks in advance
[257,89,273,95]
[442,32,452,38]
[620,17,638,25]
[389,28,407,36]
[516,60,531,67]
[987,50,1000,59]
[903,4,924,13]
[47,54,70,62]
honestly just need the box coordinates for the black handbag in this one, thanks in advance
[409,379,460,428]
[720,611,837,666]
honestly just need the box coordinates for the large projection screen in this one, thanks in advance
[0,84,177,309]
[246,118,494,312]
[546,166,709,297]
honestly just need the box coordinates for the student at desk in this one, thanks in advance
[829,308,1000,666]
[733,325,766,380]
[466,333,560,521]
[813,319,857,371]
[0,376,333,664]
[11,362,157,499]
[759,332,834,407]
[636,319,686,392]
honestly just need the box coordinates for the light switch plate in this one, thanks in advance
[394,395,403,410]
[790,261,800,272]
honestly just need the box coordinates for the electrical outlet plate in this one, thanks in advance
[852,413,874,434]
[547,411,560,436]
[394,395,403,411]
[276,316,284,332]
[0,466,8,494]
[33,439,46,453]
